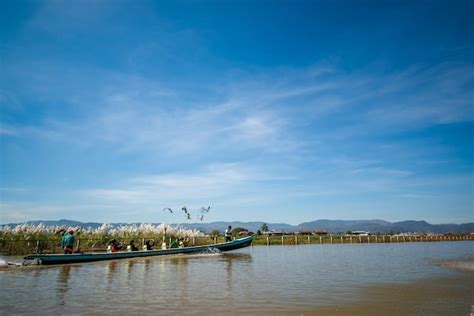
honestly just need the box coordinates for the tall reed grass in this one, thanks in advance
[0,223,205,255]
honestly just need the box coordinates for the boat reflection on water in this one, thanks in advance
[106,260,119,281]
[47,251,253,314]
[97,251,252,288]
[223,252,253,293]
[125,259,135,276]
[225,254,234,293]
[56,265,72,308]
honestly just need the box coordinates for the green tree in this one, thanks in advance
[231,227,247,236]
[260,223,269,232]
[210,230,220,237]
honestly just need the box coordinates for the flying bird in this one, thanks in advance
[201,206,210,213]
[197,214,204,221]
[181,206,188,214]
[186,213,191,220]
[163,208,173,213]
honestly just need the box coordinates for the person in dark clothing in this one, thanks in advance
[127,240,139,251]
[145,240,154,250]
[225,225,232,242]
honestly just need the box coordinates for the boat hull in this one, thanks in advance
[24,236,253,265]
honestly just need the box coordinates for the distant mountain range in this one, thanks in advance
[2,219,473,234]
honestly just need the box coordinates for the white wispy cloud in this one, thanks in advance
[0,125,19,136]
[351,167,412,178]
[4,58,472,156]
[0,201,126,223]
[1,68,308,158]
[81,162,256,204]
[361,63,474,127]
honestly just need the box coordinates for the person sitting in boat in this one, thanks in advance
[169,239,179,249]
[127,240,139,252]
[108,239,123,253]
[144,240,154,251]
[225,225,232,242]
[178,237,185,248]
[61,227,76,254]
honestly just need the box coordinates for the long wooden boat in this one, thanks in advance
[24,236,253,265]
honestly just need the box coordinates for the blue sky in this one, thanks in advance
[1,0,473,224]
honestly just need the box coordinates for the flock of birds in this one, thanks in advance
[163,206,210,221]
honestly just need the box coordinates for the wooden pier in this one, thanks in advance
[256,234,473,246]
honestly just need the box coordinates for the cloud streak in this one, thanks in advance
[3,59,472,155]
[82,162,260,204]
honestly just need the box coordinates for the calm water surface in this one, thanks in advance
[1,241,472,314]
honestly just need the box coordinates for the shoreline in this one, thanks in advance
[1,237,473,256]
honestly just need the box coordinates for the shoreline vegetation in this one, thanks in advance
[0,223,472,255]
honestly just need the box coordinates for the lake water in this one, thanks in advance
[0,241,472,314]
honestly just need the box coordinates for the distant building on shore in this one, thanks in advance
[262,230,284,236]
[347,231,370,236]
[312,230,328,236]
